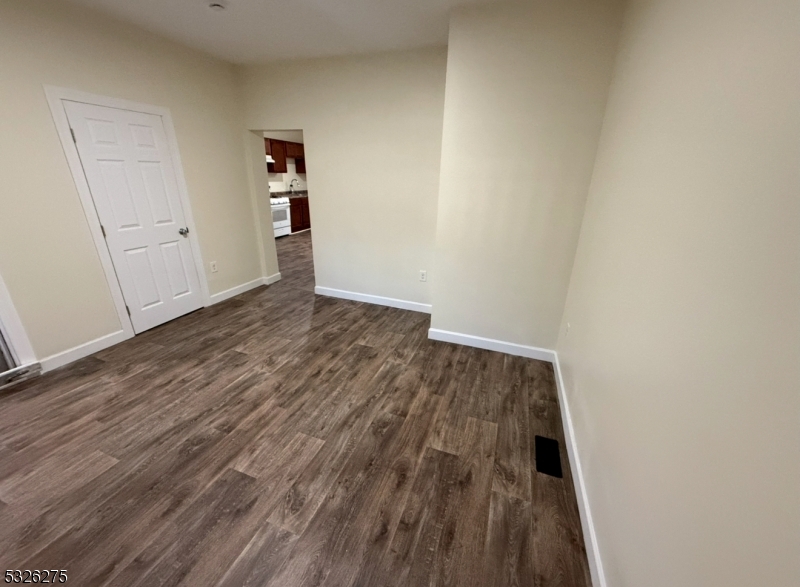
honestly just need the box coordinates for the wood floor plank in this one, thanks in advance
[0,376,114,451]
[492,356,532,501]
[0,230,590,586]
[294,343,395,439]
[379,363,424,419]
[466,348,504,423]
[97,352,264,459]
[267,360,403,536]
[529,397,562,440]
[264,411,406,587]
[315,390,442,587]
[0,413,107,483]
[114,433,324,587]
[358,446,459,587]
[10,426,229,578]
[349,396,451,587]
[428,346,478,455]
[483,490,535,587]
[389,319,429,365]
[123,467,262,587]
[0,448,118,509]
[528,359,558,403]
[216,522,298,587]
[531,469,591,587]
[433,416,498,587]
[414,339,463,397]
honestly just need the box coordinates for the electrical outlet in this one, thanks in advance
[419,270,427,282]
[210,261,218,273]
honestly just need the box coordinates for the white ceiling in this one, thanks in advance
[264,130,304,144]
[64,0,500,64]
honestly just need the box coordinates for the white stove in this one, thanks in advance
[270,197,291,237]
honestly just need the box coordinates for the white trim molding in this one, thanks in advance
[315,286,432,314]
[209,273,282,305]
[40,330,128,373]
[209,279,263,304]
[553,354,606,587]
[427,328,556,363]
[44,85,213,339]
[40,271,282,373]
[264,272,282,286]
[0,271,37,367]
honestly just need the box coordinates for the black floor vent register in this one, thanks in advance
[534,435,563,478]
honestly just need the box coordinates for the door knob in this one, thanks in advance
[178,227,189,236]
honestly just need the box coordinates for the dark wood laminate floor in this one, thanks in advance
[276,230,315,292]
[0,231,590,587]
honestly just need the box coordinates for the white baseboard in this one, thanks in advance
[427,328,556,363]
[209,278,264,304]
[40,330,129,373]
[209,273,281,304]
[314,286,432,314]
[38,273,284,374]
[553,353,606,587]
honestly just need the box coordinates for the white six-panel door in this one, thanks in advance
[64,101,203,333]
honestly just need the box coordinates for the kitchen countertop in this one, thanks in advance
[270,190,308,199]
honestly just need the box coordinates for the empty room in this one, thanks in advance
[0,1,796,586]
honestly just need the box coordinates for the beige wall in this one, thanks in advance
[239,48,447,306]
[430,0,623,348]
[557,0,800,585]
[0,0,263,359]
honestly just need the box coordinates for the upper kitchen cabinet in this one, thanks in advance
[285,141,305,159]
[266,139,303,174]
[267,139,287,173]
[295,157,306,174]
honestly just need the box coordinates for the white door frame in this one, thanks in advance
[0,270,37,367]
[45,86,212,339]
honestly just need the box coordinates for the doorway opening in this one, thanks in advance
[0,272,39,388]
[263,130,315,292]
[0,332,12,374]
[0,328,36,390]
[0,328,37,390]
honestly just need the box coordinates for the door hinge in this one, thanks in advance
[70,128,76,143]
[125,305,131,317]
[100,225,106,238]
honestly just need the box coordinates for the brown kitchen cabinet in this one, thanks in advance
[285,141,304,159]
[295,157,306,174]
[290,196,311,232]
[266,139,287,173]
